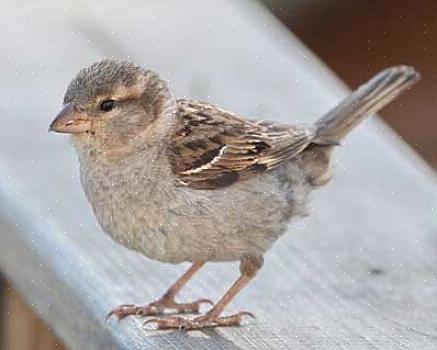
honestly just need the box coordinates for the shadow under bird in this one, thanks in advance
[49,60,419,330]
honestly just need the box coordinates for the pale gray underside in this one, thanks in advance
[0,0,436,349]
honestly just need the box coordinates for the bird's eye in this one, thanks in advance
[100,99,116,112]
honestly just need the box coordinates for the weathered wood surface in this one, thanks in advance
[0,0,436,349]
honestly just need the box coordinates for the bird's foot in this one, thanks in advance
[106,298,213,321]
[144,311,255,330]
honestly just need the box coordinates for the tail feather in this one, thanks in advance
[314,65,420,143]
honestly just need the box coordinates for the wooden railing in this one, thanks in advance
[0,0,436,349]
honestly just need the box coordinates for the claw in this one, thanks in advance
[196,298,214,306]
[105,312,114,322]
[143,316,188,330]
[238,311,256,320]
[106,304,136,321]
[143,317,160,330]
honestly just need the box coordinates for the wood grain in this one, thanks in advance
[0,0,435,349]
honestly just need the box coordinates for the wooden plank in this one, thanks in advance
[0,281,66,350]
[0,0,436,349]
[0,275,5,346]
[1,284,38,350]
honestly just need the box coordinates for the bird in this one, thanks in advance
[49,59,419,330]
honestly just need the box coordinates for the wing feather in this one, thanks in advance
[169,99,316,189]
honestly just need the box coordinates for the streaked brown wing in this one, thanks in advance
[169,99,316,189]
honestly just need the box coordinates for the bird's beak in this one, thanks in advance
[49,102,91,134]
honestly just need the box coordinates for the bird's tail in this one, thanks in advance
[314,65,420,144]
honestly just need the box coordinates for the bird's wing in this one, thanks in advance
[168,99,316,190]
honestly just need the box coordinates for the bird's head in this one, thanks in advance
[49,59,176,153]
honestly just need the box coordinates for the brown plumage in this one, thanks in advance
[49,60,419,330]
[170,99,317,189]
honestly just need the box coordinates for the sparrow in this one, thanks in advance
[49,60,419,330]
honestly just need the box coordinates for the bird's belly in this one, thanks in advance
[83,162,312,264]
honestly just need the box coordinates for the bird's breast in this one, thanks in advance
[77,150,181,260]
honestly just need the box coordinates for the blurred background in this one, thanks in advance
[265,0,436,168]
[1,1,435,349]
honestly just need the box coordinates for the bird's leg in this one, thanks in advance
[107,261,212,320]
[145,256,263,330]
